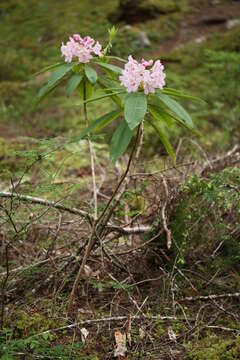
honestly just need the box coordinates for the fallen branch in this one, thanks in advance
[182,292,240,302]
[0,255,69,277]
[201,144,240,175]
[35,314,193,337]
[0,191,151,235]
[0,191,90,221]
[205,325,240,333]
[160,175,172,249]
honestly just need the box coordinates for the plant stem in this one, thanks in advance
[0,244,9,329]
[67,124,141,316]
[97,124,141,227]
[83,80,98,220]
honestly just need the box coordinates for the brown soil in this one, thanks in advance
[156,0,240,54]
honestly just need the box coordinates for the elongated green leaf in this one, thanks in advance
[148,104,173,128]
[107,55,127,63]
[37,82,59,102]
[156,92,194,129]
[95,61,122,74]
[124,92,147,130]
[161,88,203,102]
[66,74,83,97]
[71,109,122,143]
[110,121,133,164]
[98,77,123,108]
[78,79,94,100]
[48,63,74,86]
[149,118,175,160]
[37,63,74,101]
[84,90,125,104]
[33,62,65,76]
[85,65,98,84]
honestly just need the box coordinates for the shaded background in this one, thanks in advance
[0,0,240,162]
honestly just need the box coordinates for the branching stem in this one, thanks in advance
[83,80,98,220]
[67,124,141,315]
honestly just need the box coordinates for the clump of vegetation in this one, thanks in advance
[171,168,240,272]
[186,335,240,360]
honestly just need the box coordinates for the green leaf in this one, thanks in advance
[149,117,175,160]
[66,74,83,97]
[42,332,50,341]
[71,109,122,142]
[37,63,74,101]
[148,104,173,128]
[110,121,133,164]
[78,79,94,100]
[48,63,74,87]
[107,55,126,63]
[85,65,98,84]
[37,82,59,102]
[124,92,147,130]
[33,62,65,76]
[84,90,124,104]
[162,88,204,102]
[95,61,122,74]
[156,92,194,129]
[98,77,123,108]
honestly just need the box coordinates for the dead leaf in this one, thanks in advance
[80,327,89,344]
[168,327,177,342]
[114,330,127,358]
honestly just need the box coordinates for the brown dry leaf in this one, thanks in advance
[168,326,177,342]
[114,330,127,359]
[80,327,89,344]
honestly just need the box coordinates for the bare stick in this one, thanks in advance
[0,192,90,221]
[201,144,240,175]
[0,255,69,277]
[0,191,151,236]
[83,81,97,220]
[35,315,191,337]
[205,325,240,333]
[182,292,240,302]
[160,175,172,249]
[0,243,9,329]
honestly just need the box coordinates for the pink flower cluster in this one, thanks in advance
[119,56,166,94]
[61,34,102,64]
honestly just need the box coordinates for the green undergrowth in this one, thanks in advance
[186,334,240,360]
[171,167,240,273]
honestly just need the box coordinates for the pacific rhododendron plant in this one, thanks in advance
[36,28,200,311]
[37,28,198,164]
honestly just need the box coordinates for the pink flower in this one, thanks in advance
[120,56,166,94]
[141,58,153,67]
[61,34,102,63]
[72,34,83,42]
[92,41,102,56]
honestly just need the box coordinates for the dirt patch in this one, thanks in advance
[154,0,240,54]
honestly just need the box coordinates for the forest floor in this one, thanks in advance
[0,0,240,359]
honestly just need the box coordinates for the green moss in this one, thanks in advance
[186,335,240,360]
[139,0,189,14]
